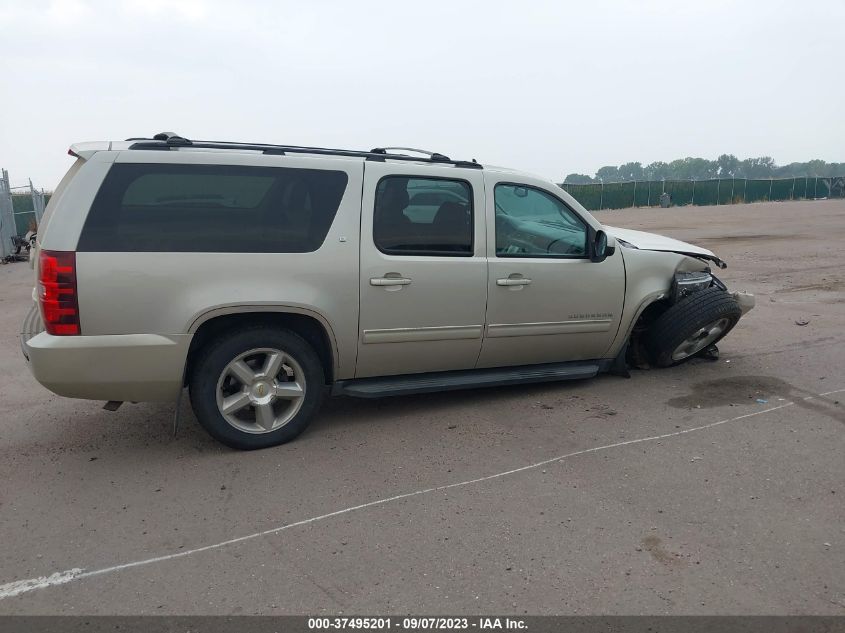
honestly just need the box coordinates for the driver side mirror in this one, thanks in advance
[590,229,615,263]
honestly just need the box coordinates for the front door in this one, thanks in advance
[355,162,487,378]
[477,178,625,368]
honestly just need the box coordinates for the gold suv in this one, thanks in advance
[21,133,754,449]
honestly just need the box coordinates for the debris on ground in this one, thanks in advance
[701,344,720,361]
[756,398,769,404]
[795,318,810,326]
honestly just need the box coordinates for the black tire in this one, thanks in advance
[646,288,742,368]
[189,327,325,450]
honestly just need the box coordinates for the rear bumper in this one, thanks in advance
[21,310,188,402]
[19,303,42,362]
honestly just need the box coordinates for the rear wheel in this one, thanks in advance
[189,327,325,449]
[646,288,742,368]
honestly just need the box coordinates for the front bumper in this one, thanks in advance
[21,305,188,402]
[732,291,755,316]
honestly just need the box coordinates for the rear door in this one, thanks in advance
[355,162,487,378]
[477,174,625,367]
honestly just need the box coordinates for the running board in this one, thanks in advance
[333,360,608,399]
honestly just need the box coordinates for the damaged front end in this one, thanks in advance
[608,225,755,315]
[674,270,755,315]
[609,227,756,368]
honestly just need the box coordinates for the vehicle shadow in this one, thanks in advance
[2,376,613,457]
[312,378,595,431]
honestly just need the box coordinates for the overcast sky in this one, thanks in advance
[1,0,843,190]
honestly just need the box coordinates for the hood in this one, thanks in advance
[604,226,726,269]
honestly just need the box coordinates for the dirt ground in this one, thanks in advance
[0,200,843,615]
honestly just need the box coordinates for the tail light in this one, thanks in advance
[38,250,80,335]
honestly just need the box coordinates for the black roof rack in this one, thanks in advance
[126,133,482,169]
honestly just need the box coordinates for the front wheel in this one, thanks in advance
[647,288,742,368]
[189,327,325,450]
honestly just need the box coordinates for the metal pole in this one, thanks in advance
[632,180,637,207]
[647,180,651,207]
[744,178,748,203]
[691,179,695,206]
[716,178,720,205]
[730,178,735,204]
[29,178,45,224]
[769,178,773,200]
[791,177,795,200]
[599,181,603,210]
[814,177,818,199]
[804,177,808,199]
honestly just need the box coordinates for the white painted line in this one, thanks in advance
[1,388,842,601]
[0,569,84,599]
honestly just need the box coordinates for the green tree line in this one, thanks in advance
[563,155,845,184]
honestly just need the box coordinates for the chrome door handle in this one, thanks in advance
[497,278,532,286]
[370,277,412,286]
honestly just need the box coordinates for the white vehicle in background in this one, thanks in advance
[21,133,754,450]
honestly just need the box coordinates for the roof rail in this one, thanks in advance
[126,132,191,146]
[125,134,482,169]
[370,147,452,163]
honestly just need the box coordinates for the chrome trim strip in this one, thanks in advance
[362,324,483,344]
[486,319,613,338]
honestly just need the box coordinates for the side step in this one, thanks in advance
[333,360,607,399]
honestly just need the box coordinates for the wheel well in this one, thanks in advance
[185,312,335,385]
[634,299,671,331]
[626,299,670,367]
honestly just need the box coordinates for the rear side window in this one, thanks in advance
[373,176,473,256]
[78,164,348,253]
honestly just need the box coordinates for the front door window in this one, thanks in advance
[494,184,588,257]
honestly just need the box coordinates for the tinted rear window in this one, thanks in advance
[373,176,473,256]
[78,163,348,252]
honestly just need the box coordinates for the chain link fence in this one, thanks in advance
[561,176,845,211]
[10,191,49,234]
[0,169,48,259]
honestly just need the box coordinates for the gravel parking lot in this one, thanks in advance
[0,200,843,615]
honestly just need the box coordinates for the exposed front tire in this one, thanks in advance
[646,288,742,368]
[189,327,325,450]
